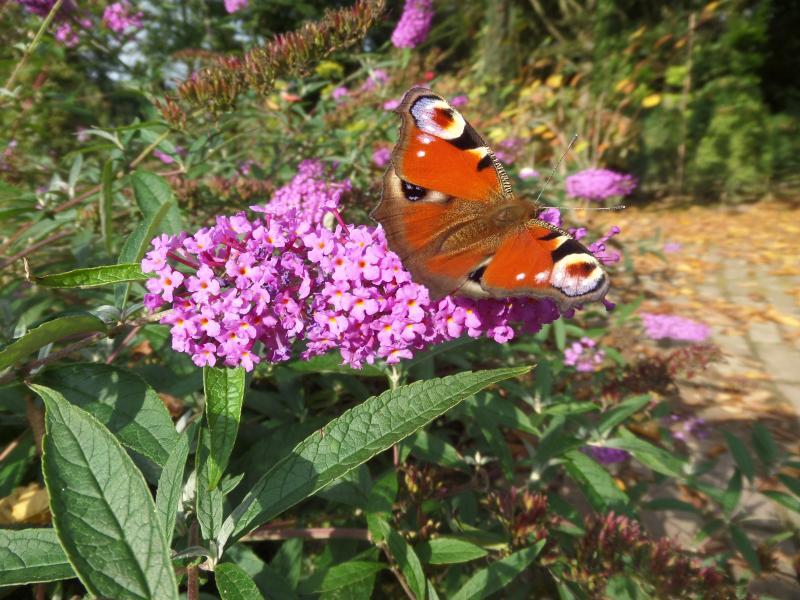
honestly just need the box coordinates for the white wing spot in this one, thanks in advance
[515,272,526,281]
[416,150,426,157]
[418,134,434,145]
[534,271,549,283]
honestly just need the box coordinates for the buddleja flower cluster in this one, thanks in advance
[640,313,710,342]
[142,161,609,371]
[564,336,606,372]
[566,168,636,202]
[391,0,434,49]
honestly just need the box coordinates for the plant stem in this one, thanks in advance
[187,521,200,600]
[2,0,64,96]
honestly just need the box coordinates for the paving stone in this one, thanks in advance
[748,321,783,345]
[752,343,800,383]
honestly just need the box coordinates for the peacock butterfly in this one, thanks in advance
[371,87,609,311]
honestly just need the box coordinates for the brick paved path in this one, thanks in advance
[597,203,800,597]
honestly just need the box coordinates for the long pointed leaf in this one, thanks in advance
[220,367,530,546]
[155,431,189,544]
[0,528,74,586]
[451,540,545,600]
[204,366,246,490]
[0,315,105,371]
[35,264,147,288]
[33,384,178,600]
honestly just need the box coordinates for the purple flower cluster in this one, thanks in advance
[667,414,709,442]
[141,163,600,370]
[493,138,523,165]
[372,147,391,168]
[640,313,710,343]
[450,94,468,108]
[583,446,630,465]
[360,69,389,92]
[564,337,606,372]
[265,160,351,223]
[16,0,71,17]
[224,0,248,14]
[519,167,539,180]
[331,86,349,101]
[566,168,636,202]
[102,1,143,33]
[391,0,434,49]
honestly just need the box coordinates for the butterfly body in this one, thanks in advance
[372,87,609,310]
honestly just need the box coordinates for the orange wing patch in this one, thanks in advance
[480,223,609,309]
[391,87,511,203]
[399,133,500,202]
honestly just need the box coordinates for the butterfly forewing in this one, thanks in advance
[391,87,512,202]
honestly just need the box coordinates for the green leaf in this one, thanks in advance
[288,351,384,377]
[33,384,178,599]
[553,318,566,351]
[271,538,303,590]
[155,431,189,545]
[723,431,755,482]
[216,562,265,600]
[564,450,628,510]
[0,528,74,586]
[35,264,147,288]
[196,425,225,544]
[0,314,106,371]
[416,537,488,565]
[366,471,397,543]
[605,434,685,477]
[117,198,174,265]
[729,524,761,574]
[299,560,384,594]
[764,490,800,513]
[596,395,650,434]
[451,540,545,600]
[380,519,426,599]
[541,401,599,416]
[131,170,182,233]
[751,423,778,469]
[116,177,177,309]
[38,363,178,467]
[409,430,465,470]
[463,393,537,435]
[721,469,743,515]
[779,475,800,498]
[0,432,35,496]
[100,159,114,254]
[204,367,246,490]
[221,367,530,546]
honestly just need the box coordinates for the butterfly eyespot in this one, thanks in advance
[400,179,427,202]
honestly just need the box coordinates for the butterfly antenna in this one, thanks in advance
[534,133,578,205]
[541,204,628,211]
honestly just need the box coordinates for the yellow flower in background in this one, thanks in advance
[574,140,589,154]
[629,26,646,40]
[315,60,344,79]
[615,79,636,94]
[545,74,563,89]
[0,483,51,525]
[702,1,720,14]
[488,127,508,142]
[642,94,662,108]
[532,125,550,136]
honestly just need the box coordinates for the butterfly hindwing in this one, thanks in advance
[391,87,511,202]
[479,222,609,309]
